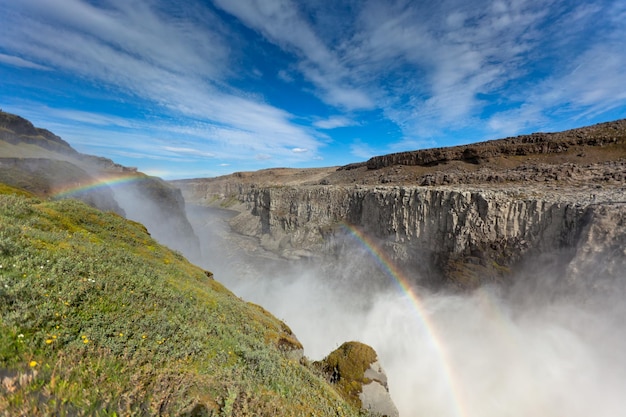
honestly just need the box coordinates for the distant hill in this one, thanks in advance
[0,111,199,260]
[176,118,626,188]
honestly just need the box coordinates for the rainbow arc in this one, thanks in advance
[341,222,467,417]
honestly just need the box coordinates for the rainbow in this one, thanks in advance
[50,172,144,200]
[340,222,467,417]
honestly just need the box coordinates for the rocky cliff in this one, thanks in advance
[174,119,626,288]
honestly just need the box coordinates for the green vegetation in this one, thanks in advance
[315,342,378,410]
[0,159,94,198]
[0,184,366,416]
[219,194,240,209]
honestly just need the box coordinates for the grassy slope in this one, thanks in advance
[0,184,362,416]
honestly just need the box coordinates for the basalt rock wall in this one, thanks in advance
[177,181,623,287]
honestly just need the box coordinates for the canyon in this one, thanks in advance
[174,119,626,289]
[0,111,399,416]
[3,110,626,416]
[172,119,626,416]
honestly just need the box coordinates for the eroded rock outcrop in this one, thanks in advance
[358,119,626,170]
[316,341,399,417]
[566,202,626,288]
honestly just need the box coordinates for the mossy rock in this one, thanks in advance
[315,341,378,408]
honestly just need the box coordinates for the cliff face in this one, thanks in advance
[179,181,622,287]
[113,175,201,260]
[176,116,626,288]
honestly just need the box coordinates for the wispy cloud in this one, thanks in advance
[161,146,216,158]
[350,139,377,160]
[213,0,374,110]
[486,1,626,136]
[343,1,550,136]
[313,116,357,129]
[217,0,626,142]
[0,53,51,71]
[0,0,324,167]
[1,0,624,177]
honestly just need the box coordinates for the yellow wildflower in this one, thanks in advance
[29,361,37,368]
[45,339,53,344]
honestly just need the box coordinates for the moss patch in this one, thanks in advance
[315,341,378,409]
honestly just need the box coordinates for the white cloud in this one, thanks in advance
[213,0,374,110]
[0,0,324,165]
[291,148,308,153]
[0,53,51,70]
[2,0,624,172]
[161,146,216,158]
[350,139,377,160]
[487,44,626,138]
[313,116,357,129]
[43,108,135,128]
[346,1,548,133]
[277,69,294,83]
[487,2,626,137]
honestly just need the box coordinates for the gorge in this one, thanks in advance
[2,111,626,416]
[174,118,626,416]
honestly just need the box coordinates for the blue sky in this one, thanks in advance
[1,0,625,179]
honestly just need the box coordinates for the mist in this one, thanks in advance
[186,205,626,417]
[109,179,201,261]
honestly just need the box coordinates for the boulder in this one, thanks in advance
[316,341,399,417]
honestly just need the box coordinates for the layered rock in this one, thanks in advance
[177,179,625,288]
[175,119,626,288]
[356,118,626,170]
[566,202,626,287]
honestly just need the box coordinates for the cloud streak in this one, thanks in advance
[1,0,624,176]
[0,53,51,71]
[0,0,324,174]
[216,0,626,143]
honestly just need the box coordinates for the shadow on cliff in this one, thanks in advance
[188,205,626,417]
